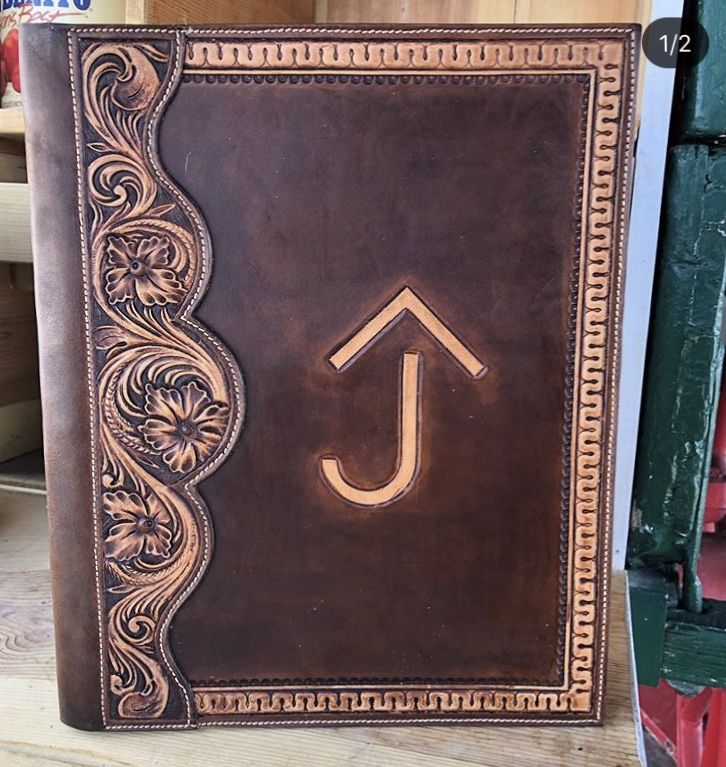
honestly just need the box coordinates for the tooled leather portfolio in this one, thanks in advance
[21,23,637,730]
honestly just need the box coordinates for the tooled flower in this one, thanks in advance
[104,234,184,306]
[103,490,173,562]
[139,381,228,474]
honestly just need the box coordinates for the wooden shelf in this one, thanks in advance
[0,109,24,141]
[0,448,45,494]
[0,182,31,262]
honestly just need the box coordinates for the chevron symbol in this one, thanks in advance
[321,286,487,508]
[329,286,487,378]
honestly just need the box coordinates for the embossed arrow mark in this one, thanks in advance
[321,286,487,508]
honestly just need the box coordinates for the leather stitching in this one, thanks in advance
[68,31,109,729]
[64,26,637,729]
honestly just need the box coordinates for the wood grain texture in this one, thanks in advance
[0,261,40,463]
[0,264,39,407]
[316,0,650,23]
[0,492,53,681]
[0,109,24,142]
[126,0,314,24]
[0,401,42,464]
[0,449,45,495]
[662,599,726,688]
[0,141,27,184]
[0,184,32,263]
[0,493,643,765]
[316,0,516,23]
[513,0,648,23]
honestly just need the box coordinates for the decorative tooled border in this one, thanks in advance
[182,32,635,725]
[69,26,636,728]
[179,71,589,693]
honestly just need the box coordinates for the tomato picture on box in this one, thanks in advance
[1,0,126,108]
[1,26,20,107]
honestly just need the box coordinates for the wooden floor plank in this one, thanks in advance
[0,493,644,766]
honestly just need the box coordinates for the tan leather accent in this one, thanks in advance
[329,286,487,377]
[321,350,422,507]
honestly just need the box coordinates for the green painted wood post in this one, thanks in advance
[629,145,726,613]
[662,599,726,687]
[629,569,673,686]
[629,0,726,688]
[680,0,726,142]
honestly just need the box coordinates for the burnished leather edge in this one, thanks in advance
[20,23,105,731]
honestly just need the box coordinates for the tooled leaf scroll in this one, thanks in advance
[77,35,243,724]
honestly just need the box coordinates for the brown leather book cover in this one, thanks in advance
[21,23,637,730]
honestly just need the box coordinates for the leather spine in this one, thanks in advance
[20,24,104,730]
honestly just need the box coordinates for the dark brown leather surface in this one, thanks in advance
[21,25,104,731]
[21,24,637,729]
[165,74,583,684]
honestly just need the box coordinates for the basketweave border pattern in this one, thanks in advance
[68,26,636,728]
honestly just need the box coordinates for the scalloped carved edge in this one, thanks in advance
[71,30,243,727]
